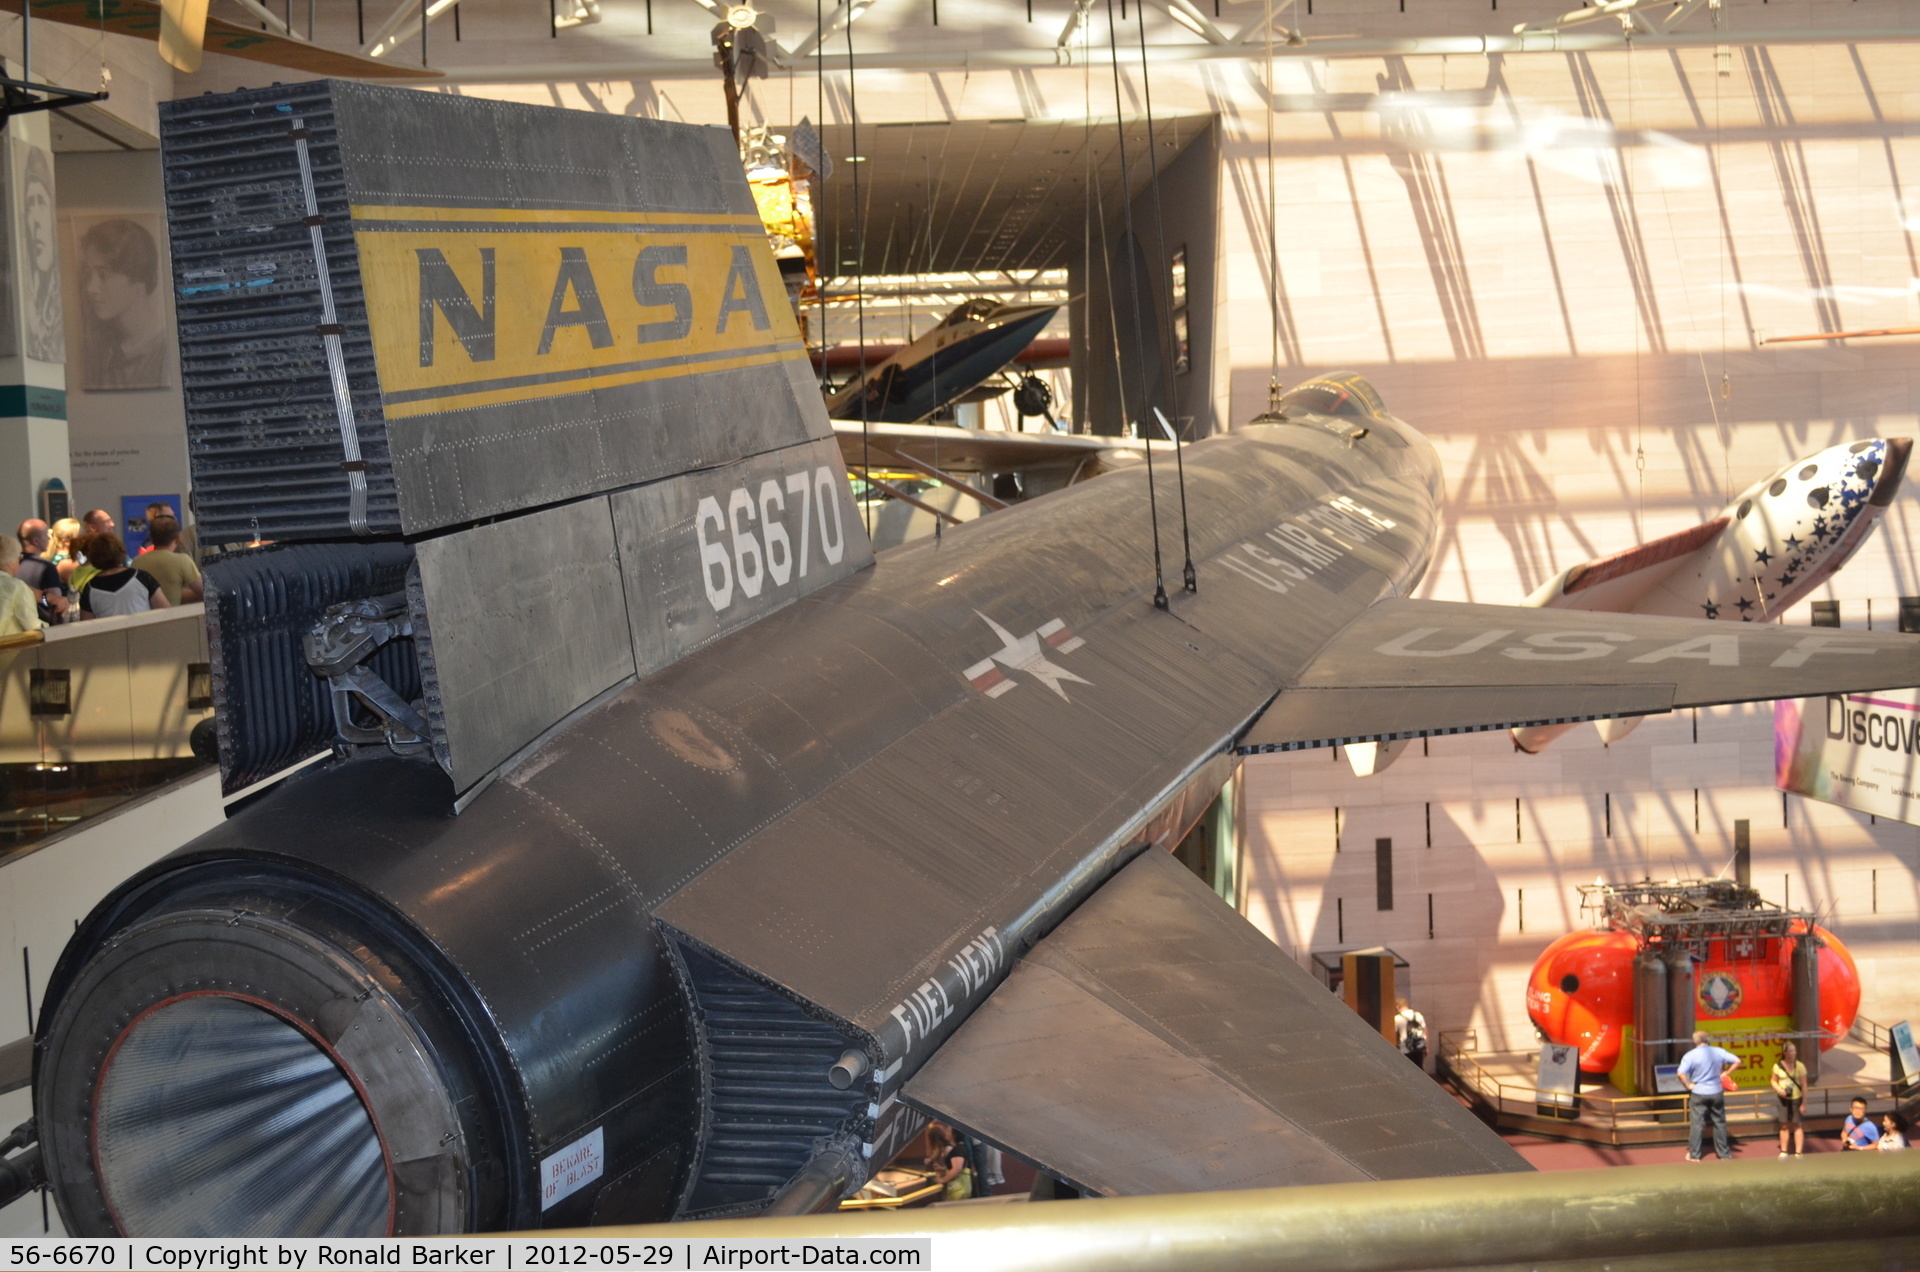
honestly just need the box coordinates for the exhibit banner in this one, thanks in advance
[1775,691,1920,826]
[1536,1042,1578,1118]
[1893,1020,1920,1090]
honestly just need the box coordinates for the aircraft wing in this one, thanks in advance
[901,847,1527,1195]
[833,420,1157,475]
[1239,597,1917,753]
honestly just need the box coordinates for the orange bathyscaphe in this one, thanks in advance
[1527,921,1862,1075]
[1525,929,1638,1074]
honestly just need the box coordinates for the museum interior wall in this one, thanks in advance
[0,19,172,528]
[1071,117,1222,439]
[1226,40,1920,1051]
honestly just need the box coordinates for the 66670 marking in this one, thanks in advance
[697,465,847,613]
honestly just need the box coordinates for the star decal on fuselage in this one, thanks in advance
[964,612,1090,701]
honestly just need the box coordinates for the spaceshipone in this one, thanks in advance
[1507,437,1911,753]
[20,85,1920,1238]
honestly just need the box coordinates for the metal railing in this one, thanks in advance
[541,1155,1920,1271]
[1852,1014,1894,1053]
[1438,1028,1907,1144]
[0,605,213,857]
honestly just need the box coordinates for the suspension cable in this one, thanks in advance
[1082,10,1093,436]
[1089,12,1135,456]
[846,14,872,538]
[1241,0,1285,426]
[1104,0,1167,610]
[1133,0,1194,592]
[815,0,828,390]
[1264,0,1281,415]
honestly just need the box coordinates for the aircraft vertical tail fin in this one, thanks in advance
[171,83,872,798]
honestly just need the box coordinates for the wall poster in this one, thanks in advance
[73,213,169,390]
[18,141,63,363]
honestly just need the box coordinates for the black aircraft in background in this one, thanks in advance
[823,299,1061,424]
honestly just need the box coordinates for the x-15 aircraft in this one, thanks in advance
[20,86,1920,1238]
[37,371,1920,1234]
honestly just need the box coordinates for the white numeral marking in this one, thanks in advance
[727,486,764,599]
[786,471,813,578]
[703,464,848,613]
[759,479,793,587]
[696,495,733,611]
[816,465,846,565]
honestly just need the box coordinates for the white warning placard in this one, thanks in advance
[538,1126,604,1210]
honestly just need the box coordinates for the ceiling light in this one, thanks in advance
[845,155,867,163]
[366,0,460,56]
[555,0,602,28]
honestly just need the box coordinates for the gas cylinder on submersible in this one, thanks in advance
[1793,928,1824,1083]
[1633,949,1669,1097]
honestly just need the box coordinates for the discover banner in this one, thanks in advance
[1775,690,1920,825]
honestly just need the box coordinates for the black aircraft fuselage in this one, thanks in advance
[35,384,1444,1235]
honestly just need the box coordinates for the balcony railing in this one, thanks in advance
[1438,1027,1911,1146]
[0,605,213,859]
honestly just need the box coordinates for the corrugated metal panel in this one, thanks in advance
[902,848,1530,1194]
[163,82,398,543]
[203,542,416,793]
[671,947,866,1219]
[413,498,637,789]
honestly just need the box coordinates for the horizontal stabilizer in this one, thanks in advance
[901,849,1528,1194]
[1240,598,1920,754]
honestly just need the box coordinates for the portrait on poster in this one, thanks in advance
[20,143,61,363]
[74,213,169,390]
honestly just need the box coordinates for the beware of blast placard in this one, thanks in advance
[538,1126,604,1210]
